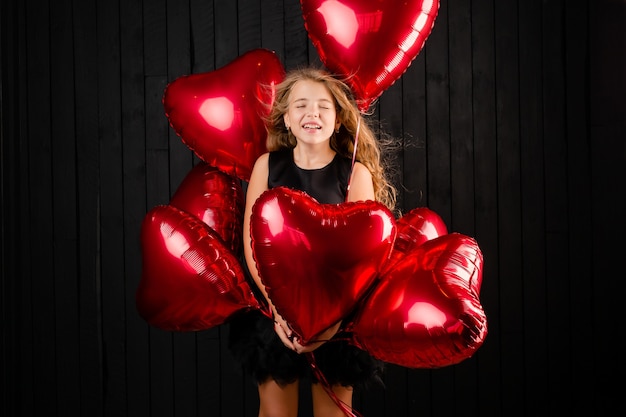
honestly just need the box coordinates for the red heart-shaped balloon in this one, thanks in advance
[250,187,396,344]
[163,49,285,181]
[136,205,260,332]
[301,0,439,111]
[169,162,244,254]
[350,233,487,368]
[384,206,448,272]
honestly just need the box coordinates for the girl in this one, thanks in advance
[228,67,396,417]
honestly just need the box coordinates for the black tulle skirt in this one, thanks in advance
[227,309,385,389]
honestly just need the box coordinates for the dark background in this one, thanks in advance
[2,0,625,416]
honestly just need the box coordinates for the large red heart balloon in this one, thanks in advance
[350,233,487,368]
[301,0,439,112]
[169,162,244,254]
[163,48,285,181]
[136,205,261,332]
[250,187,396,344]
[384,206,448,272]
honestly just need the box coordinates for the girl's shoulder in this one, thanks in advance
[254,152,271,167]
[352,160,371,175]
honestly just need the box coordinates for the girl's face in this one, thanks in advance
[283,80,340,147]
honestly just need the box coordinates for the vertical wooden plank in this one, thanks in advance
[494,1,524,416]
[379,76,405,220]
[197,328,224,416]
[19,0,36,410]
[406,369,432,417]
[172,332,199,417]
[73,0,105,413]
[167,0,192,76]
[260,0,285,59]
[542,1,572,414]
[190,0,216,74]
[167,0,196,206]
[6,1,33,415]
[401,51,428,213]
[214,0,239,67]
[96,0,130,415]
[379,364,405,417]
[167,0,195,192]
[425,0,451,224]
[283,0,308,68]
[222,322,251,417]
[50,0,81,415]
[564,1,594,415]
[518,0,549,415]
[238,0,261,53]
[144,7,170,201]
[449,0,475,235]
[150,327,175,417]
[306,37,321,68]
[25,0,57,415]
[119,1,152,416]
[589,1,626,413]
[471,0,501,416]
[1,1,28,416]
[144,0,168,77]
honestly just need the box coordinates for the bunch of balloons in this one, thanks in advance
[137,0,488,369]
[136,48,285,331]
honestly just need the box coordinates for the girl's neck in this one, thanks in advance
[292,145,335,169]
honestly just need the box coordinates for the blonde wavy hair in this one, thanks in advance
[262,67,397,211]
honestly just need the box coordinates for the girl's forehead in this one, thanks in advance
[289,80,333,101]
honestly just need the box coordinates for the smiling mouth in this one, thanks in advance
[302,124,321,129]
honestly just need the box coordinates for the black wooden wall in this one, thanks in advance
[2,1,625,416]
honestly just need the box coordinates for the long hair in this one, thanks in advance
[262,67,397,211]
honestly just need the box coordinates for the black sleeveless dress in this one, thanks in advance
[227,149,385,388]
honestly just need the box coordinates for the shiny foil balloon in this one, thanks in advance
[250,187,396,344]
[383,206,448,272]
[301,0,439,112]
[136,205,261,332]
[163,48,285,181]
[350,233,487,368]
[169,162,244,254]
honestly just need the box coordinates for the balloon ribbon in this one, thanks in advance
[305,351,363,417]
[345,116,361,201]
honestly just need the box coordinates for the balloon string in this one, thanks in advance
[305,352,363,417]
[345,116,361,202]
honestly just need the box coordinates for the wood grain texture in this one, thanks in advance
[1,0,622,416]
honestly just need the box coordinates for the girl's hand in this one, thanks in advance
[292,321,342,354]
[273,312,296,351]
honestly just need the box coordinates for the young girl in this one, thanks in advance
[228,67,396,417]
